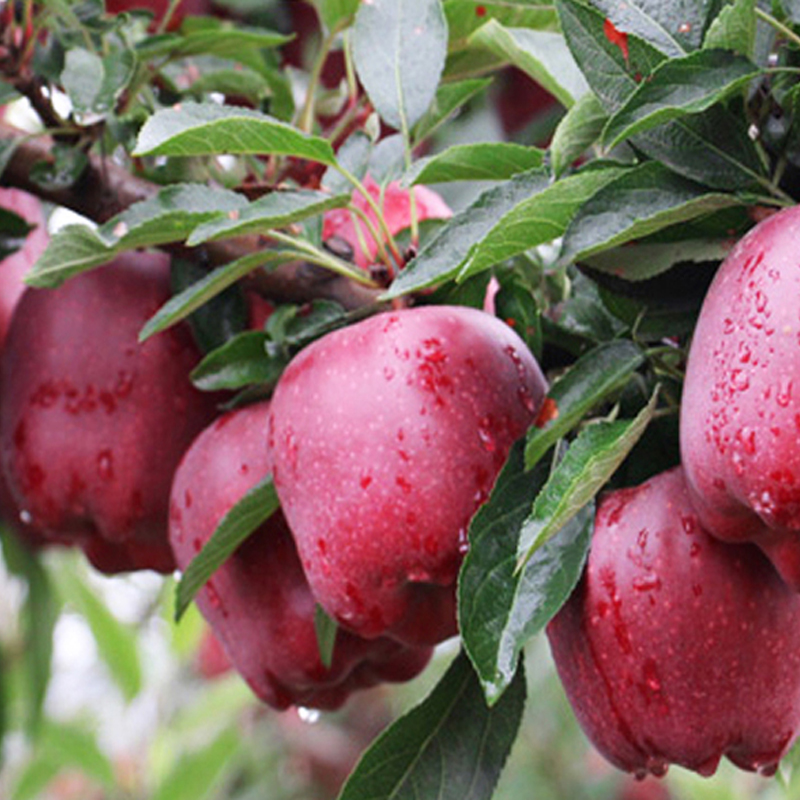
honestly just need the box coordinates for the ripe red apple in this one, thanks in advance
[268,305,547,646]
[680,204,800,589]
[0,250,221,573]
[0,188,48,348]
[322,176,451,271]
[547,466,800,778]
[169,401,433,710]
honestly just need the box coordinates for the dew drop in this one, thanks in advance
[19,509,32,525]
[97,450,114,481]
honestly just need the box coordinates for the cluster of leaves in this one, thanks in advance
[5,0,800,797]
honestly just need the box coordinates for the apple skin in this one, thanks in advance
[680,204,800,589]
[0,251,221,573]
[169,401,433,710]
[546,467,800,779]
[268,305,547,646]
[322,176,452,270]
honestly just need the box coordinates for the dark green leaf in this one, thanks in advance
[314,605,339,670]
[311,0,360,31]
[175,476,280,621]
[140,250,287,341]
[28,143,88,192]
[191,331,285,391]
[337,650,526,800]
[561,161,745,263]
[407,143,544,184]
[133,102,337,164]
[550,91,608,178]
[469,20,589,107]
[187,189,349,245]
[459,443,592,703]
[352,0,448,130]
[703,0,756,56]
[61,45,136,116]
[603,49,761,149]
[137,26,292,60]
[412,78,492,144]
[518,389,658,565]
[525,339,645,468]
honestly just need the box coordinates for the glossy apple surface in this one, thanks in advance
[0,251,220,572]
[547,467,800,778]
[268,305,547,646]
[169,401,432,710]
[680,205,800,589]
[322,176,451,270]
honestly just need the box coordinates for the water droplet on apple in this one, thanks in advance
[97,450,114,480]
[632,574,661,593]
[19,509,32,525]
[477,418,496,452]
[777,377,793,407]
[297,706,321,724]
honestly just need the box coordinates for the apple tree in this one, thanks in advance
[3,0,800,798]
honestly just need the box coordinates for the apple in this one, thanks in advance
[680,204,800,589]
[0,250,221,573]
[322,175,452,271]
[169,401,433,710]
[546,466,800,778]
[268,305,547,646]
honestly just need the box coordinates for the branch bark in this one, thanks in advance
[0,121,382,310]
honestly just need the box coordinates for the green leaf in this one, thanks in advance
[517,389,659,566]
[133,102,337,164]
[175,476,280,621]
[524,339,645,469]
[187,189,349,245]
[191,331,285,391]
[137,26,292,60]
[0,529,58,734]
[352,0,448,131]
[561,161,745,263]
[140,250,286,341]
[703,0,756,56]
[58,565,142,701]
[311,0,360,31]
[322,131,372,194]
[602,49,761,150]
[151,728,240,800]
[61,45,136,116]
[26,184,248,288]
[314,605,339,670]
[459,444,592,703]
[469,20,589,107]
[550,91,608,178]
[386,165,625,297]
[407,143,544,184]
[412,78,492,144]
[337,650,526,800]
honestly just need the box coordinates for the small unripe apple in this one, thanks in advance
[680,204,800,589]
[169,401,432,710]
[322,176,451,271]
[0,251,220,572]
[547,467,800,778]
[268,305,547,646]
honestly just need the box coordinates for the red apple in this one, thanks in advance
[547,467,800,778]
[322,175,451,271]
[268,305,547,646]
[0,251,221,573]
[0,188,48,348]
[680,204,800,589]
[169,401,432,710]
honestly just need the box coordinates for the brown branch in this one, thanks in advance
[0,121,382,310]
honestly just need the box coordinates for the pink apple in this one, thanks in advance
[268,305,547,646]
[680,204,800,589]
[169,401,432,710]
[0,251,221,572]
[547,467,800,778]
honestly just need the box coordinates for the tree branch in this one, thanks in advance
[0,121,382,310]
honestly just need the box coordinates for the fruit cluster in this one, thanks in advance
[0,185,545,709]
[548,205,800,779]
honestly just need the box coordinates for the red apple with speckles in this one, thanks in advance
[268,305,547,646]
[0,251,220,572]
[169,401,432,710]
[547,467,800,779]
[680,204,800,589]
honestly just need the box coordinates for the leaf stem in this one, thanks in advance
[297,26,341,134]
[755,8,800,50]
